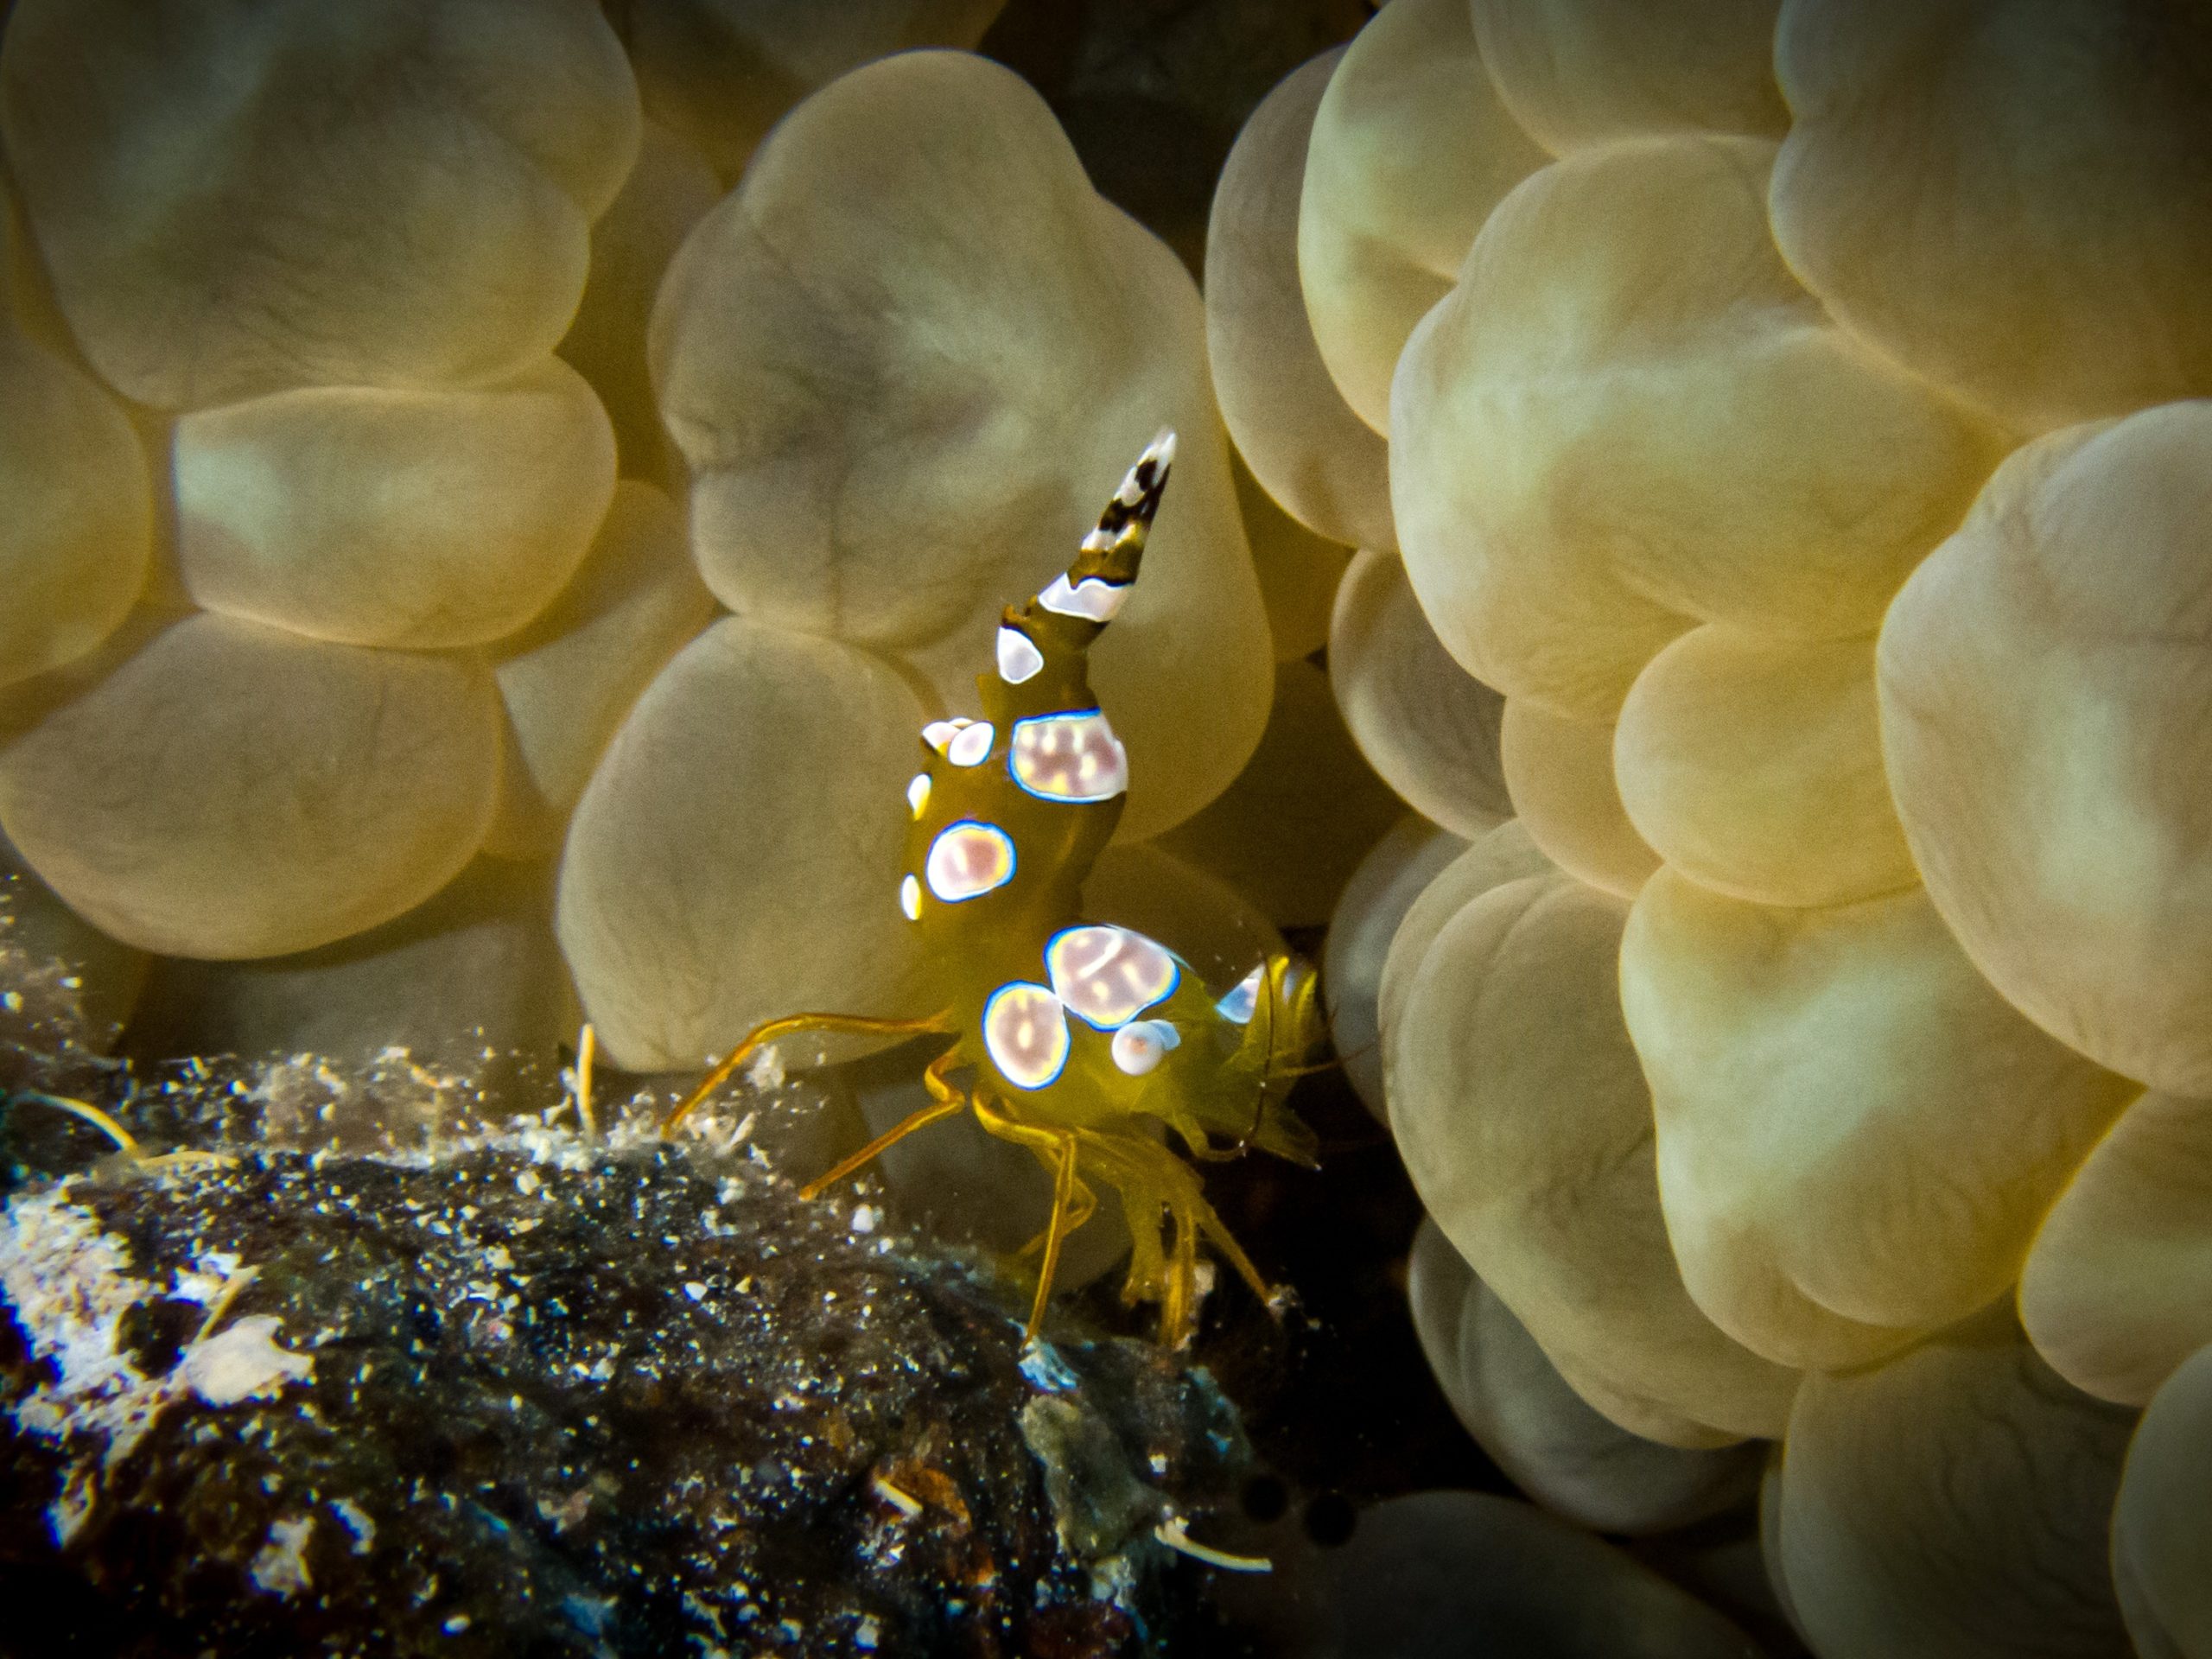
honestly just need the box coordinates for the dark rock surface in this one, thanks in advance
[0,944,1249,1659]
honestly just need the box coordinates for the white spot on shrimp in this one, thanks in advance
[1038,574,1129,622]
[925,822,1015,902]
[906,772,931,817]
[899,874,922,920]
[997,626,1045,684]
[1010,711,1126,804]
[1217,965,1264,1025]
[1046,925,1178,1029]
[1111,1019,1180,1076]
[983,983,1071,1089]
[947,721,995,767]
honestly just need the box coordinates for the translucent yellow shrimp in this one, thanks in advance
[666,432,1324,1347]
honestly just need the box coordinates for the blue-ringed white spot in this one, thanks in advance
[1010,710,1126,804]
[1111,1019,1180,1077]
[947,721,995,767]
[997,627,1044,684]
[983,982,1070,1090]
[925,821,1014,902]
[899,874,922,920]
[1217,965,1263,1025]
[1046,925,1178,1029]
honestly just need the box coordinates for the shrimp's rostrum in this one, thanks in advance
[665,431,1324,1346]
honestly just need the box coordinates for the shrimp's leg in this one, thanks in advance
[661,1011,945,1136]
[1071,1128,1279,1348]
[798,1049,968,1200]
[971,1096,1084,1341]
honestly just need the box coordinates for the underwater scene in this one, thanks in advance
[2,0,2208,1653]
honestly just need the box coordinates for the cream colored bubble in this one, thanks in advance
[559,121,723,480]
[652,50,1268,842]
[1771,0,2212,434]
[1621,869,2138,1372]
[0,269,150,690]
[1880,404,2212,1096]
[1081,841,1284,997]
[1409,1220,1766,1536]
[1376,818,1553,1086]
[2021,1090,2212,1408]
[1499,698,1658,900]
[1154,658,1402,929]
[125,856,578,1089]
[1390,135,1999,720]
[1329,1491,1764,1659]
[0,0,639,410]
[1774,1308,2136,1659]
[1327,817,1473,1120]
[175,359,618,650]
[1297,0,1548,435]
[2114,1342,2212,1659]
[1234,453,1351,664]
[1616,627,1917,910]
[1331,549,1511,840]
[486,481,716,860]
[1468,0,1785,154]
[0,613,501,959]
[1390,868,1798,1444]
[556,616,929,1072]
[1205,48,1395,551]
[611,0,1003,179]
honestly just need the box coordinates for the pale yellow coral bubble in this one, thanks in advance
[1615,627,1917,910]
[1882,404,2212,1097]
[1330,549,1510,840]
[2114,1342,2212,1659]
[0,613,501,959]
[0,0,640,410]
[1408,1219,1766,1536]
[1770,0,2212,434]
[1375,817,1552,1081]
[1296,0,1548,435]
[486,481,716,860]
[1205,48,1395,551]
[2021,1090,2212,1408]
[555,616,928,1072]
[1328,1492,1763,1656]
[559,121,723,480]
[0,244,150,688]
[1499,698,1658,900]
[611,0,1004,179]
[1232,453,1351,664]
[1390,135,1999,719]
[1620,869,2138,1372]
[1326,816,1472,1120]
[175,359,618,650]
[125,857,578,1094]
[1774,1308,2137,1659]
[1468,0,1786,154]
[1154,658,1402,929]
[652,50,1268,842]
[1390,868,1799,1445]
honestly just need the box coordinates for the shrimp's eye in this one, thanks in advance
[1111,1019,1180,1077]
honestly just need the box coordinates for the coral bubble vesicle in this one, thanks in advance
[0,614,502,960]
[650,48,1268,842]
[1878,404,2212,1096]
[0,0,641,410]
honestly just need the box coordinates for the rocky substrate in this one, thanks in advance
[0,946,1248,1658]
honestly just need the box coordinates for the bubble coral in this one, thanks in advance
[1207,0,2211,1621]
